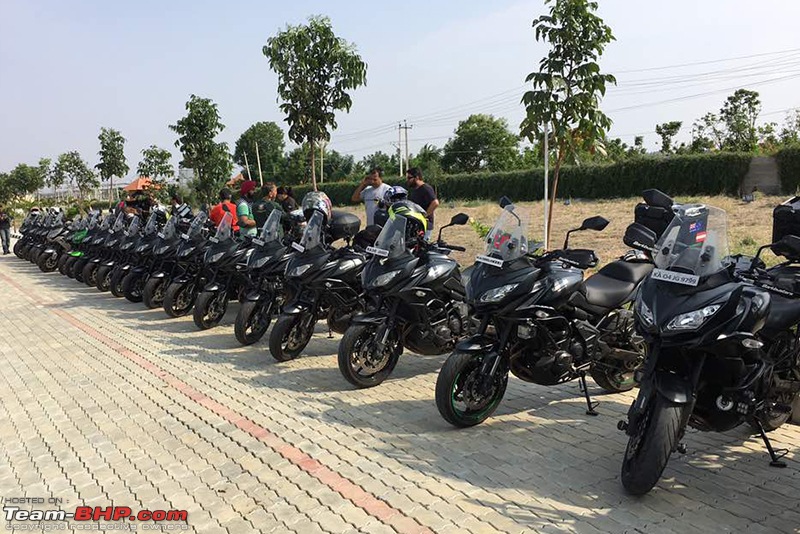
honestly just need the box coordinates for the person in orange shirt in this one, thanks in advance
[209,188,240,232]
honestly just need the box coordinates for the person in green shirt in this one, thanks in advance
[237,180,258,236]
[252,182,284,228]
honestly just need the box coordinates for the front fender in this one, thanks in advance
[655,371,693,405]
[282,301,311,315]
[151,271,167,279]
[455,334,497,354]
[203,282,222,292]
[351,311,386,325]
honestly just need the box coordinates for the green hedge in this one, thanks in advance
[291,153,752,206]
[776,147,800,194]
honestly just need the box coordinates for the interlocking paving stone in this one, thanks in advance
[1,254,799,533]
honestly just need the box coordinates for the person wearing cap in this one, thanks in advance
[237,180,259,236]
[210,188,240,232]
[252,182,284,228]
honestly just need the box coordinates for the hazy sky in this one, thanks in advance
[2,0,800,179]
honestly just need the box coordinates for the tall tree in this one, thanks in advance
[54,151,98,199]
[655,121,682,154]
[779,109,800,146]
[410,144,444,179]
[320,149,354,182]
[169,95,232,205]
[690,113,725,152]
[37,158,54,197]
[520,0,616,245]
[137,145,174,185]
[233,121,286,180]
[281,144,312,185]
[720,89,761,152]
[359,151,399,177]
[95,127,129,203]
[263,15,367,190]
[441,114,521,173]
[6,163,44,200]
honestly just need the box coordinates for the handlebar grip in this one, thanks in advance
[446,245,466,252]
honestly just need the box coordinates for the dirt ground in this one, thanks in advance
[340,194,790,268]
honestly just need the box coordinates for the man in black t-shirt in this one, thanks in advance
[406,167,439,240]
[0,206,12,254]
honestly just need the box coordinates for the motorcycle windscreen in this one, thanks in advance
[53,212,64,226]
[87,212,100,230]
[371,215,409,259]
[187,211,209,239]
[482,204,531,262]
[258,210,283,244]
[299,210,324,251]
[126,215,141,236]
[111,212,125,233]
[214,212,234,242]
[68,215,83,230]
[161,216,178,240]
[653,204,728,278]
[99,213,115,231]
[143,212,158,235]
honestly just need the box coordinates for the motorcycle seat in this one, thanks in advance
[571,260,654,314]
[763,294,800,333]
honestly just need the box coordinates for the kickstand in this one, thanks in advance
[578,371,599,416]
[753,419,788,468]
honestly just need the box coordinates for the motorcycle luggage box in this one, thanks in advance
[772,196,800,259]
[634,203,673,241]
[329,211,361,241]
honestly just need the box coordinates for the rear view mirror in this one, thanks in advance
[450,213,469,226]
[499,196,514,209]
[581,216,609,232]
[642,189,674,209]
[623,223,658,252]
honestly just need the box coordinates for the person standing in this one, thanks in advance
[252,182,284,228]
[210,188,240,232]
[406,167,439,241]
[237,180,259,236]
[351,167,391,226]
[0,206,12,254]
[276,186,297,212]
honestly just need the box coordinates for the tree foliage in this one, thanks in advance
[410,144,444,179]
[263,15,367,189]
[4,163,44,200]
[233,121,285,179]
[655,121,682,154]
[169,95,232,205]
[720,89,761,152]
[442,114,520,173]
[95,127,129,183]
[137,145,174,183]
[54,151,98,199]
[520,0,616,245]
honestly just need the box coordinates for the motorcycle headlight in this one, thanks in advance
[638,300,655,328]
[288,263,312,277]
[479,283,519,303]
[666,304,721,331]
[373,270,401,287]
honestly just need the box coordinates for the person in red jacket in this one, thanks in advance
[209,188,239,232]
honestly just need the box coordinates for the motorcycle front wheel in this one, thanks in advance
[57,252,71,274]
[337,324,402,388]
[234,299,274,345]
[122,272,145,303]
[37,250,59,273]
[13,240,25,258]
[620,393,685,495]
[109,267,127,297]
[435,352,508,428]
[268,313,315,362]
[163,281,196,317]
[82,261,99,287]
[95,265,113,292]
[193,290,229,330]
[143,277,167,309]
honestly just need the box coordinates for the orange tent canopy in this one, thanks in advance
[123,177,157,191]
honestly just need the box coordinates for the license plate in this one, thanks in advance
[157,232,165,238]
[181,233,189,240]
[253,238,265,246]
[291,242,305,252]
[366,246,389,257]
[209,237,219,244]
[651,268,699,286]
[475,254,504,268]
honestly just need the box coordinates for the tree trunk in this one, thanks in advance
[545,148,565,248]
[110,176,114,209]
[310,139,317,191]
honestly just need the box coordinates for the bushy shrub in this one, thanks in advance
[776,147,800,194]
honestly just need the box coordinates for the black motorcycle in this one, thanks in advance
[234,210,295,345]
[161,211,215,317]
[619,201,800,495]
[36,213,69,272]
[337,212,471,388]
[108,212,161,298]
[122,214,181,302]
[72,213,115,282]
[268,209,365,362]
[95,215,140,292]
[435,197,654,427]
[81,212,127,287]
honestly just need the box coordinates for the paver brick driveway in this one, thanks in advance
[1,254,798,533]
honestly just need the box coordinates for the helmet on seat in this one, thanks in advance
[383,186,408,205]
[388,200,428,242]
[301,191,332,223]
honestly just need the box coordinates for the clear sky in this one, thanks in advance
[1,0,799,179]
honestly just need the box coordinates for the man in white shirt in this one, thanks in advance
[351,167,391,226]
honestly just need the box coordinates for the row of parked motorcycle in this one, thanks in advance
[11,188,800,496]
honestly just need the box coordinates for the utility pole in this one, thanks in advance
[400,120,413,171]
[543,122,549,251]
[254,142,264,186]
[398,123,404,177]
